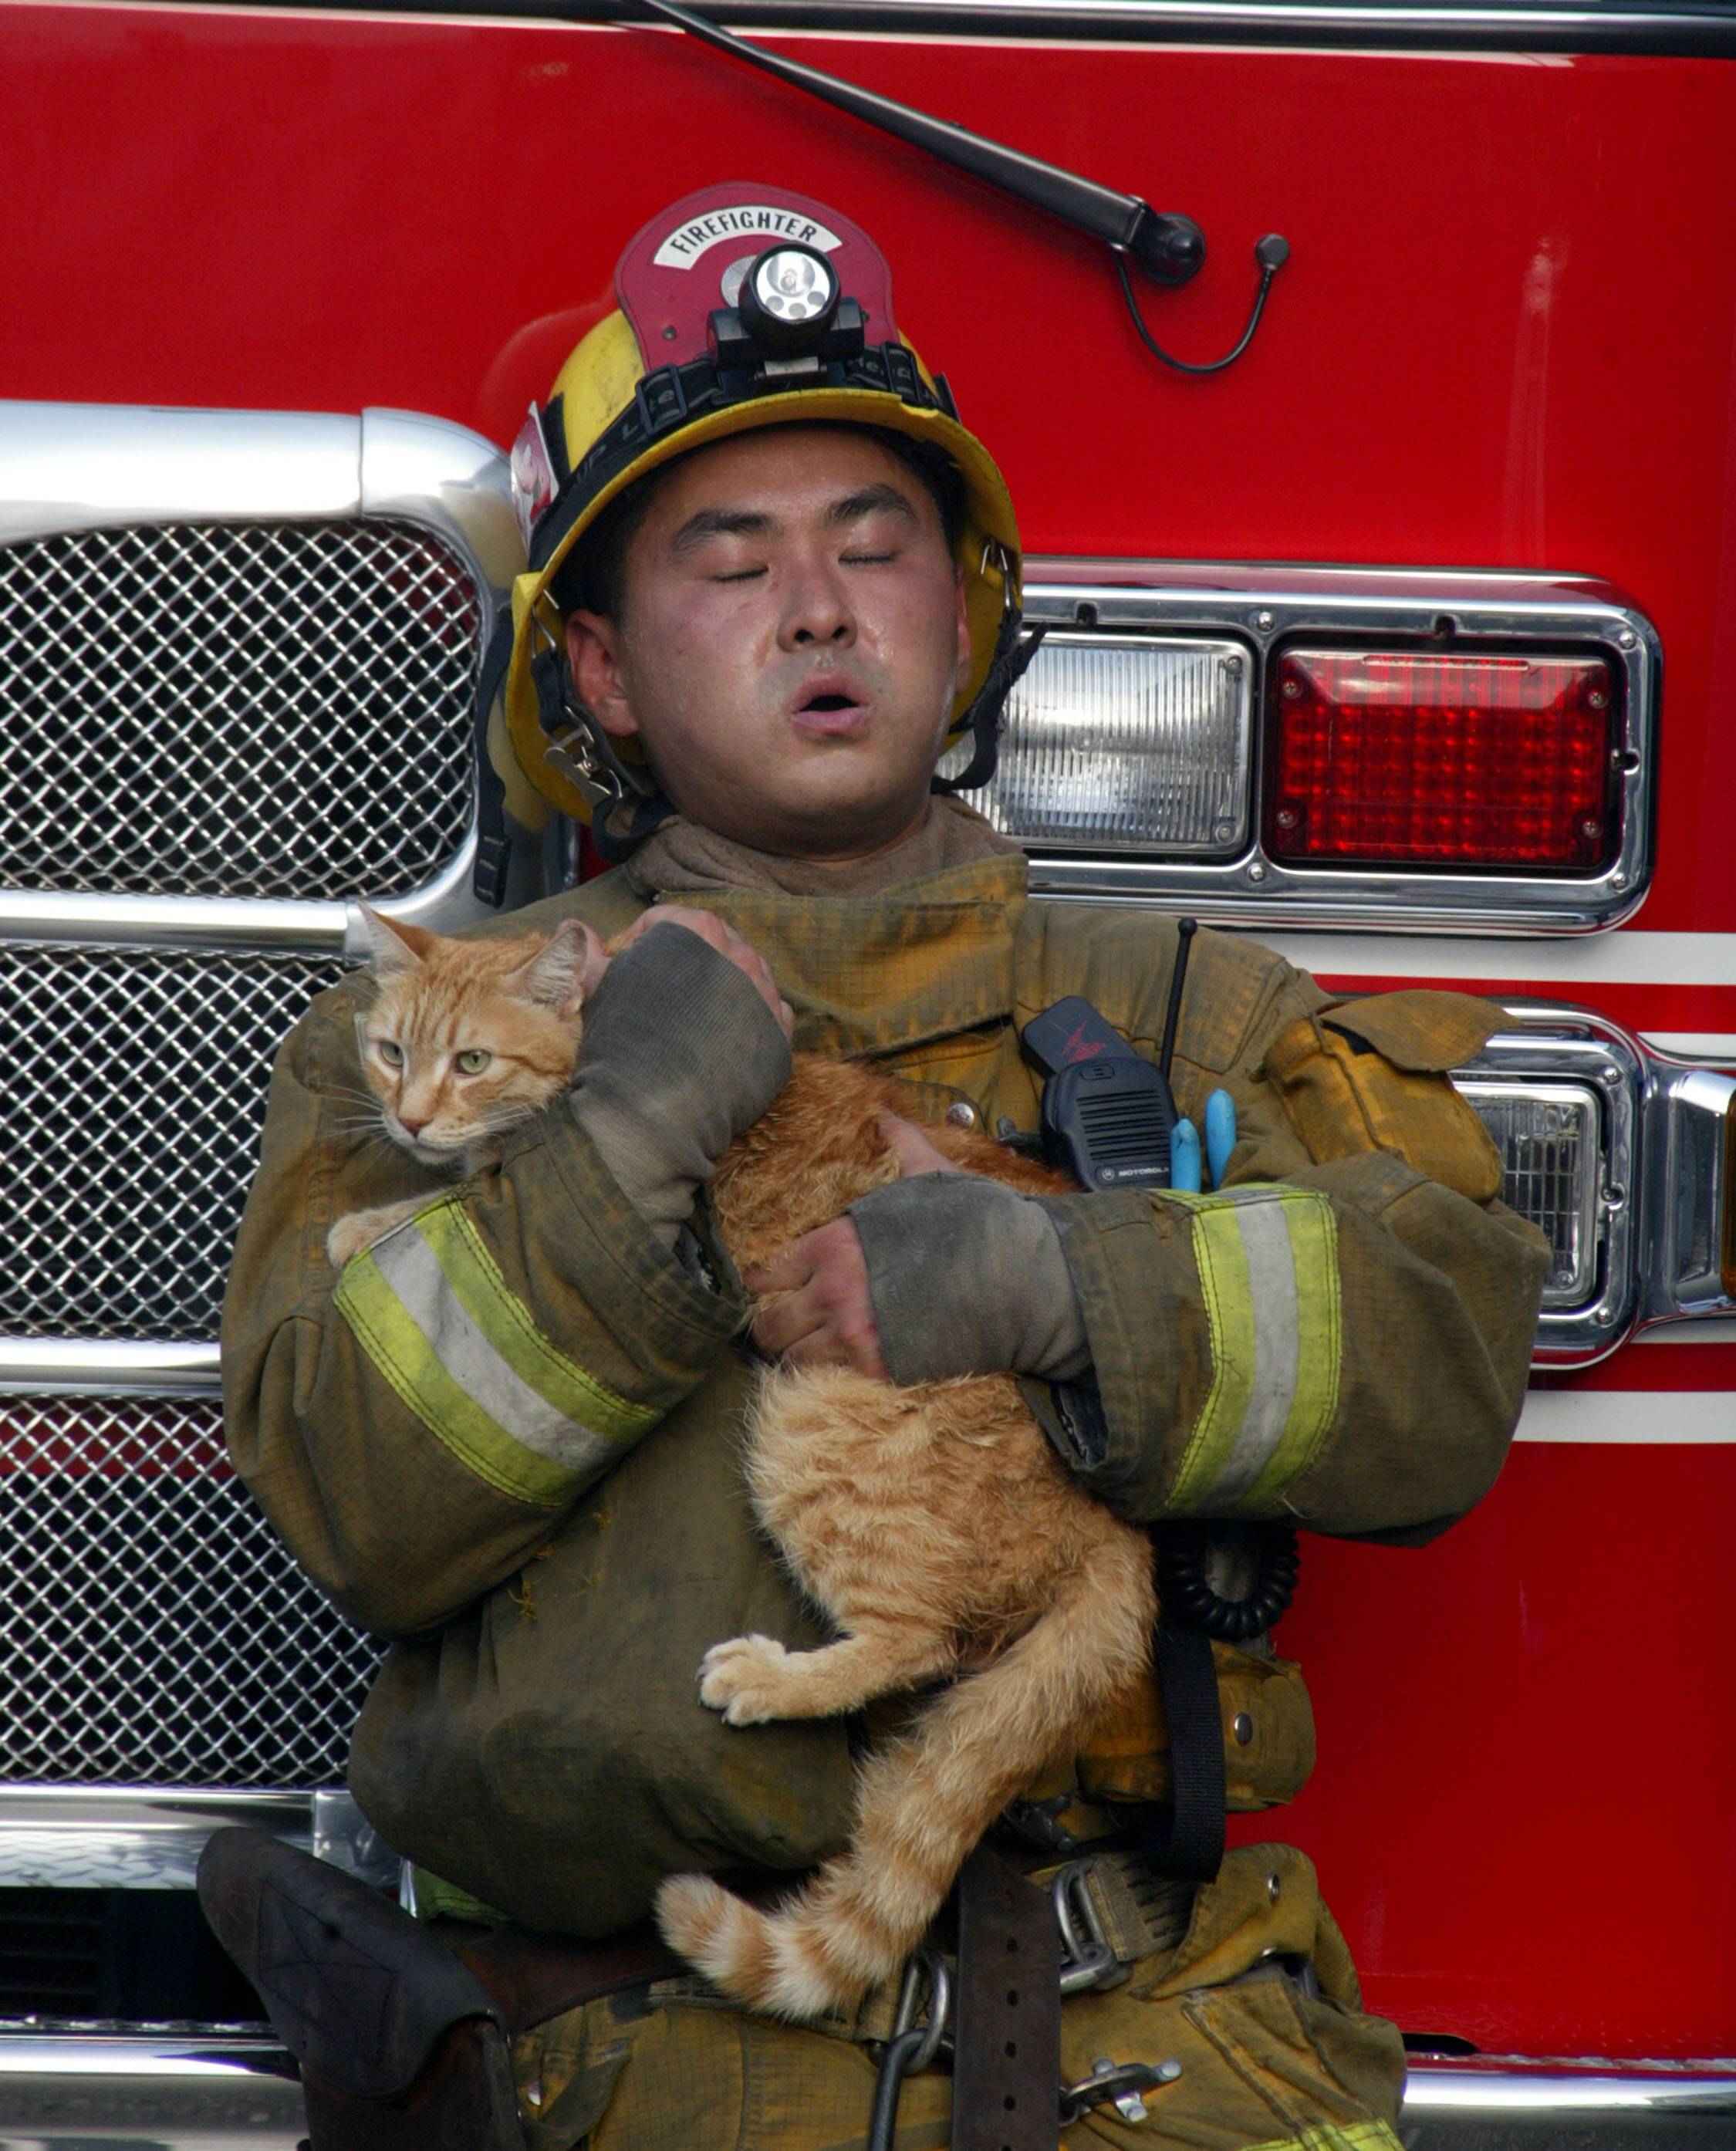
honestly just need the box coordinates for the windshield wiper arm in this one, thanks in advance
[631,0,1205,285]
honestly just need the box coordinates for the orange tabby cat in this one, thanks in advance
[333,909,1155,2022]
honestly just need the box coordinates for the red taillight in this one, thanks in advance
[1265,648,1618,870]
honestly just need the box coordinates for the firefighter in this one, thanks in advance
[205,188,1549,2150]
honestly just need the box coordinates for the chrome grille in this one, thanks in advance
[0,518,480,900]
[0,1396,378,1787]
[0,947,346,1342]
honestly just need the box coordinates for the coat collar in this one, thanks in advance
[681,853,1028,1059]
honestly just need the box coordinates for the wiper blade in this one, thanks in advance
[632,0,1205,285]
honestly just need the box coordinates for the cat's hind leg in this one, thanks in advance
[698,1620,955,1727]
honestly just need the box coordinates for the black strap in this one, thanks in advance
[931,618,1048,795]
[470,613,517,908]
[951,1845,1060,2151]
[1138,1605,1227,1883]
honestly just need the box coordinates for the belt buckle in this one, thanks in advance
[1053,1860,1128,1996]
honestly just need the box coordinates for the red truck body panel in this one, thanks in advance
[5,0,1734,2061]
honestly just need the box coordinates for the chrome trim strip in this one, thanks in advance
[0,2047,1728,2149]
[1403,2058,1736,2115]
[0,1341,221,1397]
[1643,1066,1736,1322]
[0,1786,393,1893]
[1457,1007,1645,1365]
[0,2030,294,2082]
[0,838,495,955]
[0,404,362,545]
[1022,563,1657,934]
[0,2035,306,2144]
[0,2032,298,2078]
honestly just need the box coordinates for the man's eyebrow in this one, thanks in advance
[670,507,777,557]
[827,484,920,530]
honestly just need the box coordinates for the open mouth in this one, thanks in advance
[792,680,870,732]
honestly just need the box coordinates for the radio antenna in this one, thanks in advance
[1157,918,1197,1083]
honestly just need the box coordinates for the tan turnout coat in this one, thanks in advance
[222,852,1546,2147]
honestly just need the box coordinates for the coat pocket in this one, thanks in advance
[1075,1641,1316,1812]
[1263,991,1505,1204]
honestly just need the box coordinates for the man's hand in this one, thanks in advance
[743,1215,888,1378]
[569,913,793,1248]
[743,1115,954,1375]
[613,905,793,1042]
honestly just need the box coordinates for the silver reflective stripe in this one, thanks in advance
[1211,1198,1303,1505]
[1167,1184,1341,1515]
[370,1224,616,1477]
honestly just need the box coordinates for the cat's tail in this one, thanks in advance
[654,1526,1153,2021]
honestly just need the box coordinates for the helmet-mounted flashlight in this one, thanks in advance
[741,245,838,340]
[709,242,865,371]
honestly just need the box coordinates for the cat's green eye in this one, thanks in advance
[456,1048,491,1076]
[376,1039,404,1069]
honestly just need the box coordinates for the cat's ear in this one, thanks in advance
[506,919,609,1015]
[358,903,431,978]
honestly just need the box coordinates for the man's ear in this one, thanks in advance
[566,612,639,741]
[953,566,973,697]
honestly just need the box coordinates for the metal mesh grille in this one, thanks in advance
[0,518,480,900]
[0,1396,378,1787]
[0,947,346,1342]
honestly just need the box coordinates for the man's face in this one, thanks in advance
[566,427,972,859]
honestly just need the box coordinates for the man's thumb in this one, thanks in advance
[878,1112,963,1180]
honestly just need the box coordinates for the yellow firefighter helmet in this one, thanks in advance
[479,184,1028,872]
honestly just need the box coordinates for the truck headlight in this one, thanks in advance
[937,630,1251,853]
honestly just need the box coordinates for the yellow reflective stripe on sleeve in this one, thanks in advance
[333,1199,657,1508]
[1242,2125,1402,2151]
[414,1199,655,1446]
[1166,1187,1341,1514]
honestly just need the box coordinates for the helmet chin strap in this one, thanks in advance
[930,590,1048,798]
[529,640,677,864]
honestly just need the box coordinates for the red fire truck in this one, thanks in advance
[2,0,1732,2139]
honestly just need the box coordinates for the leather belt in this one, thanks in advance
[952,1845,1061,2151]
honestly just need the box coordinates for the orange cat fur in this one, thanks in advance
[325,907,607,1268]
[333,915,1155,2022]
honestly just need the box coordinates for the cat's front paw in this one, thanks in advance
[326,1195,431,1268]
[326,1213,378,1268]
[697,1633,792,1725]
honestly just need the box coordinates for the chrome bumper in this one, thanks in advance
[2,2038,1733,2145]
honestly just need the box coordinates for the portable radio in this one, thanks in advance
[1021,920,1196,1190]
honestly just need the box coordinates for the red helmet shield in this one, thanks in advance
[614,184,902,366]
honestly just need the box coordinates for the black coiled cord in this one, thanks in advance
[1155,1521,1301,1642]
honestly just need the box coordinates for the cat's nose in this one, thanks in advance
[399,1113,431,1138]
